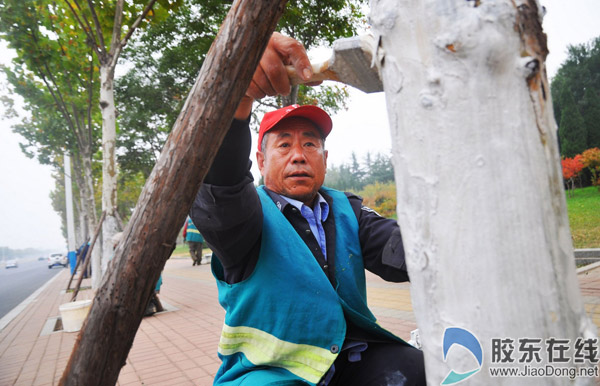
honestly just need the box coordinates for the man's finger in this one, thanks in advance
[270,32,313,81]
[258,48,291,96]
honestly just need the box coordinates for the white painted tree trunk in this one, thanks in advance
[370,0,596,384]
[97,64,119,289]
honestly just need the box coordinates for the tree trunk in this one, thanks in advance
[71,156,88,246]
[370,0,596,384]
[98,64,120,289]
[59,0,287,384]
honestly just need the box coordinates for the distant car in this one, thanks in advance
[5,259,18,269]
[38,256,46,261]
[48,253,68,269]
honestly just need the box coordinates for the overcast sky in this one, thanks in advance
[0,0,598,252]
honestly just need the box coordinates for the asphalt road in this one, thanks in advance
[0,258,65,319]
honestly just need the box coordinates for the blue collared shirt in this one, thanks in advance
[280,193,330,260]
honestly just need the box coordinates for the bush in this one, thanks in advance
[358,182,397,218]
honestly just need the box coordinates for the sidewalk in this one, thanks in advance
[0,256,599,386]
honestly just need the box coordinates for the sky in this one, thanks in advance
[0,0,598,252]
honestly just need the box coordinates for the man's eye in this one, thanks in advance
[280,143,290,148]
[305,142,315,147]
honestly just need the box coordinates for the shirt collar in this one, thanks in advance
[278,193,330,222]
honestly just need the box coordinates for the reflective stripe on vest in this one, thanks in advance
[218,324,337,384]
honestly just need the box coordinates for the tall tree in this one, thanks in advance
[63,0,181,287]
[371,0,594,383]
[581,88,600,149]
[115,0,229,180]
[60,0,288,383]
[551,36,600,156]
[0,0,101,249]
[559,86,587,157]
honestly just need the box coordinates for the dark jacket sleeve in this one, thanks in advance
[190,117,262,283]
[345,192,409,282]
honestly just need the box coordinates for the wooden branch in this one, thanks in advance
[70,211,105,302]
[120,0,158,48]
[114,209,125,232]
[86,47,94,147]
[106,0,125,68]
[84,0,107,56]
[63,0,102,58]
[59,0,288,384]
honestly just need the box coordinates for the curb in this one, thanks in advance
[0,270,62,332]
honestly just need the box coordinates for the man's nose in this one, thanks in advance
[290,142,307,163]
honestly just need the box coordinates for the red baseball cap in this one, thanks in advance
[257,104,333,151]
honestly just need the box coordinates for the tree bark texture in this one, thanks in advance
[59,0,287,385]
[98,64,120,289]
[370,0,596,384]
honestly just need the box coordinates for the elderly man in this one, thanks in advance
[191,33,425,386]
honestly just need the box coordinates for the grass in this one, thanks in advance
[566,186,600,249]
[172,244,189,256]
[171,244,211,257]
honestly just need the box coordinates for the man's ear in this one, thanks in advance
[257,151,265,175]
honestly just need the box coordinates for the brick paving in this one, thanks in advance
[0,255,598,385]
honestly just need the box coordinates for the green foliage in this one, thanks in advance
[566,186,600,248]
[117,171,147,222]
[254,0,368,124]
[114,0,369,201]
[278,0,366,48]
[558,87,587,157]
[325,151,394,192]
[582,88,600,148]
[115,0,230,177]
[325,150,397,218]
[0,0,101,166]
[551,36,600,156]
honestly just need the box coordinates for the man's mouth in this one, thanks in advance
[287,172,311,178]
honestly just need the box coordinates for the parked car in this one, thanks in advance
[5,259,18,269]
[48,253,68,269]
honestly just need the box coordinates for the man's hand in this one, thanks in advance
[234,32,314,119]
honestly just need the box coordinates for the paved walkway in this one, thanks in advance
[0,255,599,385]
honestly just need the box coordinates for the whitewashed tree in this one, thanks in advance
[64,0,164,288]
[370,0,597,384]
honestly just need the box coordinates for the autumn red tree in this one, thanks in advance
[581,147,600,189]
[561,154,585,195]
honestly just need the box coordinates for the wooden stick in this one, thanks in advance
[70,212,105,302]
[66,237,90,291]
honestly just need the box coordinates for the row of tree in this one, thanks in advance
[325,151,394,192]
[0,0,368,288]
[552,36,600,158]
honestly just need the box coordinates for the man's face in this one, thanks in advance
[257,117,328,206]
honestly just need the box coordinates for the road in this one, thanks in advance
[0,258,65,319]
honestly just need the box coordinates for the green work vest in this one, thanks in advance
[212,186,402,385]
